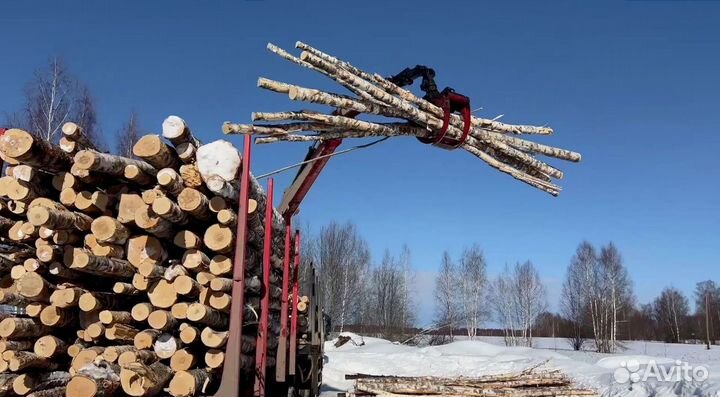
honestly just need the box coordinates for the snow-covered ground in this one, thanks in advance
[322,334,720,397]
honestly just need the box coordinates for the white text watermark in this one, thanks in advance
[613,359,709,384]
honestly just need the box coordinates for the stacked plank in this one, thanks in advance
[343,370,598,397]
[0,116,288,397]
[224,41,582,196]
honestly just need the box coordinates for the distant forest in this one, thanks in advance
[307,221,718,353]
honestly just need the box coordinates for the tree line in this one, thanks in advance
[556,241,718,351]
[302,219,717,351]
[434,240,719,352]
[300,222,415,339]
[434,248,547,347]
[4,57,141,154]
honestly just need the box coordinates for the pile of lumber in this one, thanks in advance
[342,370,598,397]
[224,42,582,196]
[0,116,288,397]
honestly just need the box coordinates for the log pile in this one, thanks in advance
[224,41,582,196]
[0,118,289,397]
[343,370,598,397]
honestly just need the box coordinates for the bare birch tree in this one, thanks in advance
[694,280,720,348]
[396,245,415,331]
[571,241,609,352]
[434,251,457,341]
[313,222,370,332]
[10,58,102,147]
[561,260,587,351]
[568,241,631,353]
[458,245,487,340]
[653,287,689,343]
[599,242,632,352]
[490,262,546,347]
[116,112,141,157]
[513,261,547,347]
[490,265,518,346]
[367,248,415,338]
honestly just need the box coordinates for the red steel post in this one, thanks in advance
[0,128,6,169]
[214,134,252,397]
[275,217,292,382]
[254,178,274,397]
[288,229,301,376]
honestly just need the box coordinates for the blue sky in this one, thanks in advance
[2,1,718,325]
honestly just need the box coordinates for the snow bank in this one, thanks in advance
[596,355,676,369]
[322,337,720,397]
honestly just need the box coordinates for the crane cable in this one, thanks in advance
[255,137,390,180]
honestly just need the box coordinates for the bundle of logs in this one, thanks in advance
[342,370,598,397]
[0,116,290,397]
[223,41,582,196]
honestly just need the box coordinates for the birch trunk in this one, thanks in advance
[74,150,157,178]
[133,134,181,170]
[0,129,71,171]
[120,361,173,397]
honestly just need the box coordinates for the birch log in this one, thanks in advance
[120,361,173,397]
[157,168,185,197]
[177,188,212,221]
[91,216,130,244]
[168,369,212,397]
[62,122,98,151]
[26,205,92,231]
[133,134,181,170]
[0,129,71,171]
[162,116,201,147]
[75,150,157,177]
[11,371,70,396]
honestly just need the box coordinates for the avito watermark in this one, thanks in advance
[613,359,709,384]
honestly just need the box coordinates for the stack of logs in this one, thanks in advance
[343,370,598,397]
[0,116,290,397]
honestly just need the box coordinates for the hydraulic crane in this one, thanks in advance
[279,64,471,218]
[215,65,471,397]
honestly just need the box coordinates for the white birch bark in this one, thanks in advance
[237,41,581,196]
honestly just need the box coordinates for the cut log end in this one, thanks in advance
[170,349,197,371]
[131,303,154,322]
[33,335,67,358]
[162,115,191,142]
[168,369,210,397]
[90,216,129,244]
[1,129,34,158]
[147,310,176,331]
[134,329,162,350]
[66,374,118,397]
[120,361,173,397]
[173,230,201,250]
[62,121,81,137]
[203,224,234,254]
[72,150,98,170]
[147,279,177,309]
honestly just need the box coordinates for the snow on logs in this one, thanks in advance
[0,116,291,397]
